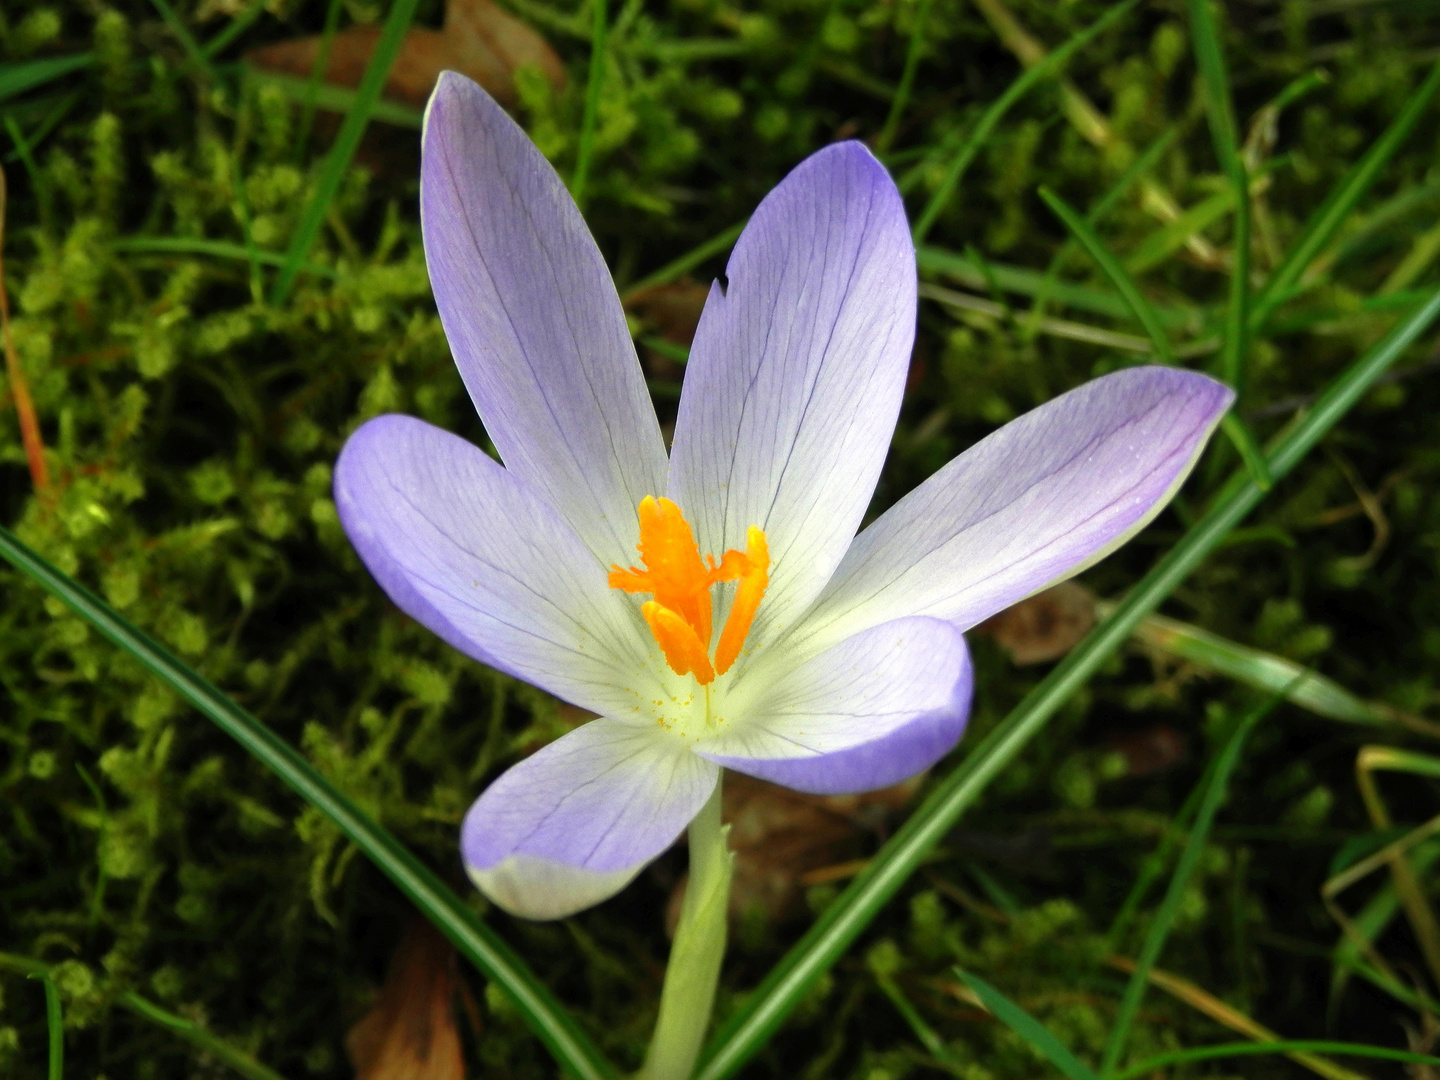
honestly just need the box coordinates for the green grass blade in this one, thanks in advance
[1251,60,1440,330]
[30,970,63,1080]
[874,0,935,152]
[244,69,424,130]
[1114,1041,1440,1080]
[1023,127,1178,333]
[201,0,269,58]
[917,246,1199,329]
[693,283,1440,1080]
[269,0,418,305]
[1189,0,1250,400]
[1218,413,1272,490]
[570,0,608,207]
[874,969,966,1072]
[1099,690,1276,1075]
[294,0,346,157]
[149,0,225,89]
[1128,611,1386,727]
[111,236,339,278]
[1122,185,1235,276]
[0,528,618,1080]
[910,0,1139,244]
[619,219,746,302]
[953,970,1100,1080]
[1039,184,1270,489]
[3,953,289,1080]
[1037,185,1175,364]
[0,54,92,104]
[1103,758,1209,950]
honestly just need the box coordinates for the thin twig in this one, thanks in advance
[0,165,51,502]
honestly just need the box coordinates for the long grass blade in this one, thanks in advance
[693,282,1440,1080]
[874,0,935,152]
[1125,610,1417,730]
[917,246,1199,328]
[620,219,746,303]
[1038,184,1271,488]
[111,236,339,278]
[1099,690,1276,1075]
[2,953,288,1080]
[149,0,225,89]
[246,69,423,130]
[1116,1041,1440,1080]
[910,0,1138,244]
[294,0,346,157]
[0,529,618,1080]
[570,0,608,207]
[1189,0,1250,401]
[1251,60,1440,330]
[1023,127,1179,334]
[0,54,91,104]
[953,970,1100,1080]
[1037,186,1174,364]
[1107,956,1368,1080]
[201,0,269,59]
[31,970,63,1080]
[269,0,419,305]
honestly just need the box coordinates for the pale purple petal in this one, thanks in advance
[792,367,1233,656]
[463,719,719,918]
[335,414,665,718]
[666,142,915,653]
[421,72,667,567]
[698,617,971,794]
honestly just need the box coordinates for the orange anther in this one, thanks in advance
[642,602,716,685]
[610,498,770,683]
[714,526,769,676]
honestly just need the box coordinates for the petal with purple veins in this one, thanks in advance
[463,719,719,919]
[698,617,971,794]
[335,414,663,719]
[667,142,916,657]
[792,367,1233,656]
[421,72,667,567]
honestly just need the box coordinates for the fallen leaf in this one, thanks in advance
[247,0,564,112]
[973,581,1096,665]
[346,918,465,1080]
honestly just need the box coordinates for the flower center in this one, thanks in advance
[609,496,769,685]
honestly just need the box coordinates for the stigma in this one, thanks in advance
[609,496,769,684]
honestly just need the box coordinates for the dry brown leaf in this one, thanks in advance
[667,771,923,931]
[247,0,564,111]
[973,581,1096,665]
[346,918,465,1080]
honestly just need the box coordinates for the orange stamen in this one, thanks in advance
[610,497,771,683]
[714,526,769,676]
[642,602,716,685]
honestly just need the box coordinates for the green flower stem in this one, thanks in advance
[0,531,618,1080]
[639,776,733,1080]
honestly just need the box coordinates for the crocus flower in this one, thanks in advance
[334,72,1233,920]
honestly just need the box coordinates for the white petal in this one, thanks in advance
[666,142,915,650]
[422,72,668,567]
[791,368,1233,655]
[462,719,719,919]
